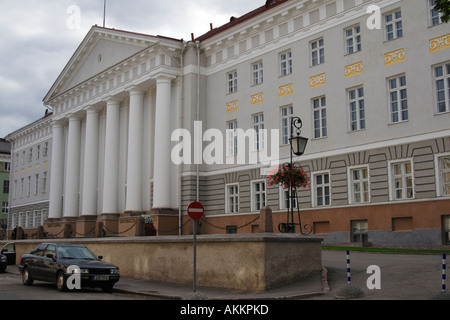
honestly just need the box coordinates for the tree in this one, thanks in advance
[435,0,450,23]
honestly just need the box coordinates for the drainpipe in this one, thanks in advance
[196,41,200,203]
[178,41,187,235]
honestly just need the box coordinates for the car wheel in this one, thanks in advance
[0,265,6,273]
[56,271,68,292]
[22,267,34,286]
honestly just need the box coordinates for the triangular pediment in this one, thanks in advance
[44,26,159,103]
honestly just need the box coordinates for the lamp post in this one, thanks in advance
[279,116,309,234]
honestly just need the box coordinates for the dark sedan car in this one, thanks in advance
[18,243,120,292]
[0,243,16,273]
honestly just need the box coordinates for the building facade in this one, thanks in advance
[5,113,53,237]
[6,0,450,245]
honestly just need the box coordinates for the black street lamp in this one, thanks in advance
[278,116,311,234]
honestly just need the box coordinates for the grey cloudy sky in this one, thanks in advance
[0,0,264,138]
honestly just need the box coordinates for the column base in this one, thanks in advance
[99,214,120,237]
[119,211,146,237]
[150,208,179,236]
[76,216,98,238]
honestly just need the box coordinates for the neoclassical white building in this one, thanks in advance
[6,0,450,245]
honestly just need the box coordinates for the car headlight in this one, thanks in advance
[68,267,89,274]
[110,268,120,275]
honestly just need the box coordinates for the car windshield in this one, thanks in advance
[57,246,98,260]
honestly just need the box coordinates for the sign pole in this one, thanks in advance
[193,219,197,293]
[187,201,204,295]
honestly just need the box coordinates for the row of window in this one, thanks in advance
[11,173,48,200]
[225,154,450,214]
[13,142,49,167]
[10,209,49,230]
[226,1,445,93]
[227,61,450,151]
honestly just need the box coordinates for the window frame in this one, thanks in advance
[312,96,327,139]
[310,38,325,66]
[252,113,265,151]
[251,180,267,212]
[384,9,403,41]
[280,50,293,76]
[280,105,294,145]
[348,165,370,204]
[312,171,331,207]
[225,183,240,214]
[227,70,238,94]
[433,62,450,114]
[388,74,409,123]
[344,25,362,55]
[388,159,415,201]
[251,61,264,86]
[348,86,366,131]
[435,153,450,197]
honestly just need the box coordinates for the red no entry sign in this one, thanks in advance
[187,202,204,220]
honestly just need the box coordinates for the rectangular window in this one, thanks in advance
[311,39,325,66]
[390,160,414,200]
[349,167,370,204]
[345,25,361,54]
[352,220,369,243]
[43,142,49,157]
[42,172,47,194]
[2,180,9,194]
[252,180,266,211]
[34,174,39,195]
[385,10,403,41]
[227,120,238,156]
[280,50,293,76]
[443,216,450,245]
[313,172,331,207]
[227,70,238,94]
[27,176,31,197]
[348,87,365,131]
[434,63,450,113]
[1,202,8,214]
[226,184,239,214]
[429,0,443,26]
[281,105,293,145]
[313,97,327,139]
[437,155,450,196]
[280,187,297,210]
[253,113,265,151]
[389,75,408,123]
[252,61,263,85]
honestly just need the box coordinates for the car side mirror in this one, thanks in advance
[1,249,7,254]
[98,256,103,260]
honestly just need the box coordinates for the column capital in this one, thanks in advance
[154,72,177,84]
[126,85,146,96]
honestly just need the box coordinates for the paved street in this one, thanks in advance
[314,250,447,300]
[1,249,448,301]
[0,270,153,300]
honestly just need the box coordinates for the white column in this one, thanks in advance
[81,107,100,216]
[126,88,145,212]
[102,99,121,214]
[64,115,82,218]
[153,75,174,209]
[48,121,65,219]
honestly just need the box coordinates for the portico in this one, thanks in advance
[43,26,185,236]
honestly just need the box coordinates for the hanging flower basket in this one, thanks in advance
[268,164,310,189]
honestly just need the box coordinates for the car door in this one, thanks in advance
[41,244,57,281]
[0,243,16,265]
[29,244,48,280]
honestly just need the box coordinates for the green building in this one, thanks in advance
[0,138,11,237]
